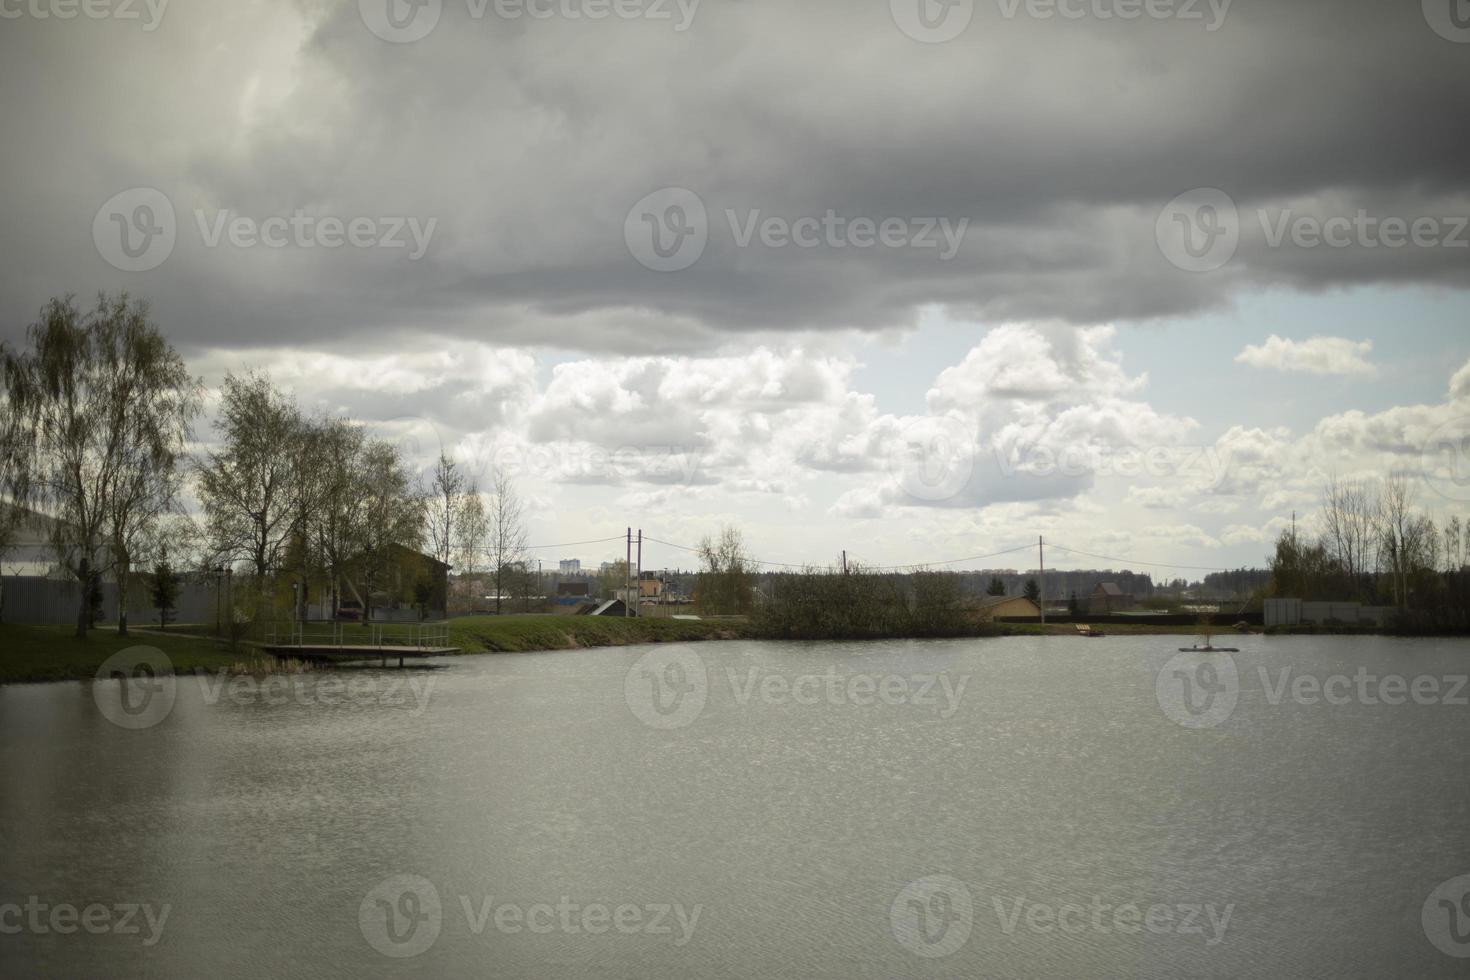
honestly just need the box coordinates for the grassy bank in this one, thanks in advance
[995,622,1258,637]
[0,622,245,684]
[447,614,753,653]
[0,615,1360,685]
[446,615,1245,649]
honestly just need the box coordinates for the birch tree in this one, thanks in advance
[696,524,753,615]
[2,294,196,637]
[311,417,370,616]
[485,470,527,615]
[1319,475,1379,599]
[197,373,303,582]
[455,485,488,576]
[423,452,464,568]
[0,358,33,622]
[1376,474,1432,607]
[355,440,423,620]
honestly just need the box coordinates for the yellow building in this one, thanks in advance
[972,595,1041,620]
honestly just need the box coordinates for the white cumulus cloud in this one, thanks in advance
[1235,335,1376,376]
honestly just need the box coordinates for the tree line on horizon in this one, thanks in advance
[1266,474,1469,631]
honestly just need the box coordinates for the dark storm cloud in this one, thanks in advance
[0,0,1466,353]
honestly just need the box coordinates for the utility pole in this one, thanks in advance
[1039,535,1046,626]
[636,529,643,618]
[842,550,848,575]
[625,527,632,618]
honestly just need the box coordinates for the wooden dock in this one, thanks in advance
[262,622,459,667]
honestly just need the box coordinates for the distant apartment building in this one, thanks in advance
[559,559,582,576]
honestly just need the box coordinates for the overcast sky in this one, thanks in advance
[2,0,1468,575]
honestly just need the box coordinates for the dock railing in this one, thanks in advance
[264,620,451,650]
[371,621,450,651]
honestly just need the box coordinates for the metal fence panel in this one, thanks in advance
[0,576,219,627]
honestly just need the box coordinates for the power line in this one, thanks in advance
[863,543,1037,572]
[536,530,1236,577]
[524,535,626,551]
[641,535,1037,573]
[642,535,812,570]
[1047,543,1233,573]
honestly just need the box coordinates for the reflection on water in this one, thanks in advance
[2,635,1469,978]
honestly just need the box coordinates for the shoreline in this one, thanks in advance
[0,616,1417,686]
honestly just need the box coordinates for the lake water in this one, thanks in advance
[3,635,1469,978]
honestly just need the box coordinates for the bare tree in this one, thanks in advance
[423,452,465,568]
[355,440,424,621]
[1376,474,1433,608]
[696,524,753,615]
[0,357,33,622]
[310,417,370,618]
[286,415,331,624]
[197,373,303,582]
[598,559,628,601]
[2,295,196,637]
[1319,475,1380,599]
[484,470,528,615]
[455,484,488,576]
[107,439,192,636]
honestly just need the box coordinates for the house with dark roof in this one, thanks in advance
[556,581,590,601]
[1087,582,1136,615]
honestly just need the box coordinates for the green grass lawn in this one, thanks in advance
[159,614,754,654]
[447,614,753,653]
[0,622,246,684]
[0,615,754,683]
